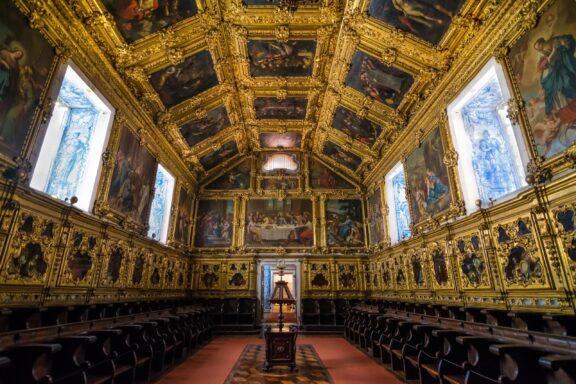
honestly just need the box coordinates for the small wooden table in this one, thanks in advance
[263,325,298,371]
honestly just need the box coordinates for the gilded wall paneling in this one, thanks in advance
[453,231,501,307]
[226,261,251,290]
[491,217,568,311]
[307,261,332,292]
[57,225,102,289]
[552,203,576,292]
[0,211,60,287]
[98,238,129,289]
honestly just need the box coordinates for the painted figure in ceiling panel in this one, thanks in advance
[309,159,355,190]
[254,98,307,119]
[323,141,362,171]
[367,0,466,45]
[204,159,251,190]
[180,105,230,147]
[0,1,55,159]
[150,50,218,108]
[248,40,316,77]
[102,0,198,43]
[331,106,383,146]
[346,51,414,108]
[508,0,576,159]
[259,132,302,148]
[199,141,239,171]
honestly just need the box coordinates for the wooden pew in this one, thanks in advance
[539,354,576,384]
[51,335,97,384]
[2,343,62,383]
[489,343,551,384]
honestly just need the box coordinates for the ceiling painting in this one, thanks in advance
[259,133,303,149]
[331,106,383,147]
[150,50,218,108]
[180,106,231,147]
[323,142,363,172]
[345,51,414,109]
[254,98,308,119]
[200,141,239,171]
[248,40,316,77]
[367,0,466,45]
[102,0,198,43]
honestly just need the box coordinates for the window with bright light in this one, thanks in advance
[261,153,299,173]
[385,162,411,244]
[447,58,528,214]
[30,64,114,212]
[148,164,175,243]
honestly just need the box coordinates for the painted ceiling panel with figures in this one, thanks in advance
[72,0,489,184]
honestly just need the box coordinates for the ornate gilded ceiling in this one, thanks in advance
[66,0,494,186]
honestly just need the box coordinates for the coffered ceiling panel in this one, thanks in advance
[71,0,492,183]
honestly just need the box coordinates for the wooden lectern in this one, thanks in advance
[263,263,297,371]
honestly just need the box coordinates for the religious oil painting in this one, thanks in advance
[332,106,383,146]
[323,141,362,171]
[103,0,198,43]
[248,40,316,77]
[150,50,218,108]
[260,177,299,191]
[245,199,314,247]
[368,188,385,245]
[508,0,576,159]
[309,159,355,190]
[0,1,56,159]
[259,132,302,148]
[405,127,452,224]
[194,200,234,247]
[199,141,239,170]
[345,51,414,108]
[174,187,193,245]
[204,159,251,190]
[254,98,307,119]
[180,105,230,147]
[325,199,365,247]
[107,127,157,225]
[367,0,466,45]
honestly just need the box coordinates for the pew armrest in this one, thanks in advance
[488,343,546,356]
[538,354,576,371]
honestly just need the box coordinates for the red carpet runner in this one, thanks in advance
[158,335,402,384]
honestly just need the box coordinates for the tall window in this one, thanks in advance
[385,162,411,244]
[30,65,114,212]
[148,164,175,243]
[448,58,528,214]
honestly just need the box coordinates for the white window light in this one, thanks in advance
[262,153,299,172]
[447,57,528,214]
[148,164,175,243]
[30,64,114,212]
[385,162,411,244]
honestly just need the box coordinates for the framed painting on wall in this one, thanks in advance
[368,188,385,245]
[325,199,365,247]
[0,1,56,160]
[204,159,251,190]
[245,199,313,247]
[194,200,234,248]
[107,127,157,226]
[174,186,193,245]
[405,127,452,224]
[507,0,576,160]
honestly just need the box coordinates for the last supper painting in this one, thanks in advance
[245,199,313,247]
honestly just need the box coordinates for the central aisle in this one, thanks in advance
[158,335,402,384]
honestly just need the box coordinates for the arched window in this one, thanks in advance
[385,162,411,244]
[447,58,528,213]
[262,153,299,172]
